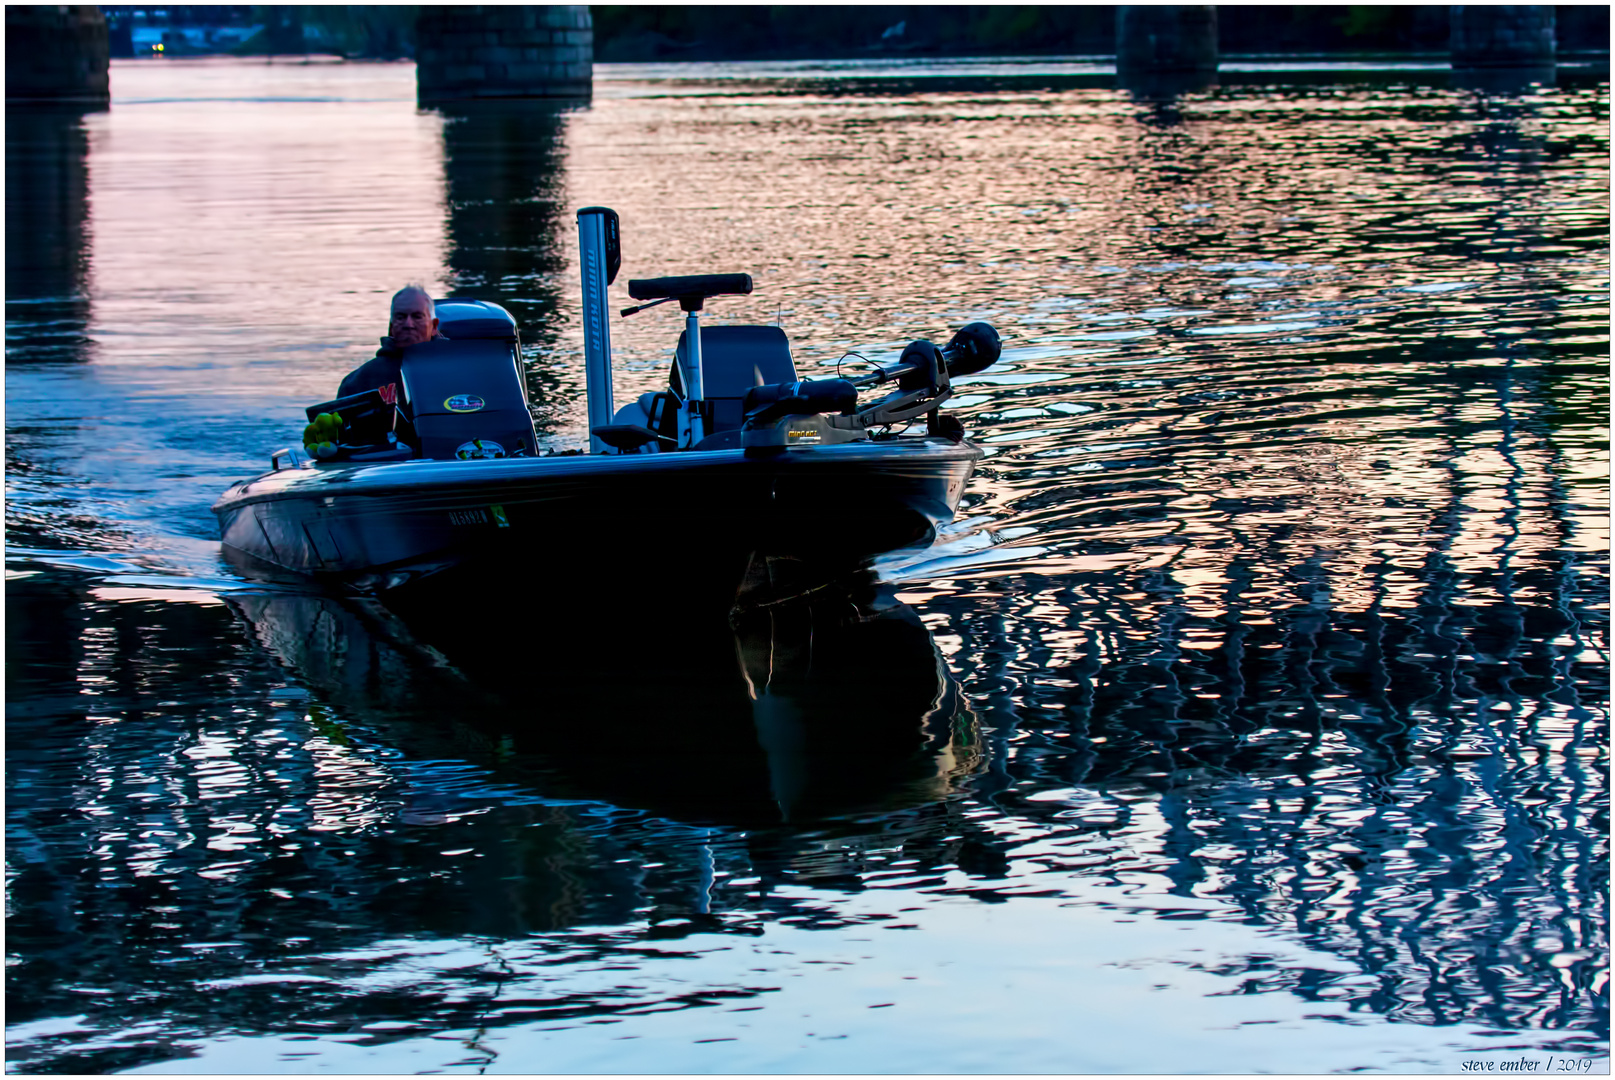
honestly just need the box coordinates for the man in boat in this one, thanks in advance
[329,285,448,451]
[337,284,445,407]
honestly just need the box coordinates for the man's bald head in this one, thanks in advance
[389,286,438,347]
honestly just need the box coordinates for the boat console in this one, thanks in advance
[402,336,537,460]
[299,298,538,463]
[403,298,536,460]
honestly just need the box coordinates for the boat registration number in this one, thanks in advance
[448,505,510,527]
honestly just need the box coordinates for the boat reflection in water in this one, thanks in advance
[228,561,982,831]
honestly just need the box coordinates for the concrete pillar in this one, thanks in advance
[416,5,592,105]
[1117,6,1218,76]
[1451,6,1556,69]
[6,6,110,109]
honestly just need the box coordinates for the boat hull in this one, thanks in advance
[214,438,981,594]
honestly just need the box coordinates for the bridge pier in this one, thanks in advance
[1116,6,1218,96]
[416,5,593,105]
[1451,6,1556,91]
[1451,6,1556,68]
[5,5,110,109]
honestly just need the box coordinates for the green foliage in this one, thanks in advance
[976,6,1046,48]
[592,5,1486,59]
[591,4,1117,60]
[311,5,418,57]
[236,5,417,58]
[214,5,1598,62]
[1340,6,1394,40]
[1219,4,1452,53]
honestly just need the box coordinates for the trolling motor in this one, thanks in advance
[739,321,1002,452]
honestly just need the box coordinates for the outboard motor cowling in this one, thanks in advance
[435,298,523,347]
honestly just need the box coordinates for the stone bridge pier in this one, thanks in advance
[1451,5,1556,90]
[1451,5,1556,68]
[6,5,110,108]
[1115,6,1219,96]
[415,5,593,105]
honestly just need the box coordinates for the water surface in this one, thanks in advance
[5,57,1609,1073]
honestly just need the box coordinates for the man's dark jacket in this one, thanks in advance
[337,336,417,447]
[339,336,406,404]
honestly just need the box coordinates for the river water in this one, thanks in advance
[5,57,1608,1073]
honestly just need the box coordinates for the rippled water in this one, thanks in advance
[6,57,1609,1073]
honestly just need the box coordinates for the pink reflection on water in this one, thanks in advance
[90,59,450,404]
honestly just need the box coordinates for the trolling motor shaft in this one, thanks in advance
[847,322,1003,391]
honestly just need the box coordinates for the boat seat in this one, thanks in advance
[628,274,753,310]
[671,325,798,434]
[604,326,796,451]
[609,390,680,452]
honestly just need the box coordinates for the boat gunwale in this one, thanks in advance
[212,436,982,512]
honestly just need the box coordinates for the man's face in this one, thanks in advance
[389,293,438,347]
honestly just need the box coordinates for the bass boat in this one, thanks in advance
[213,208,1002,596]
